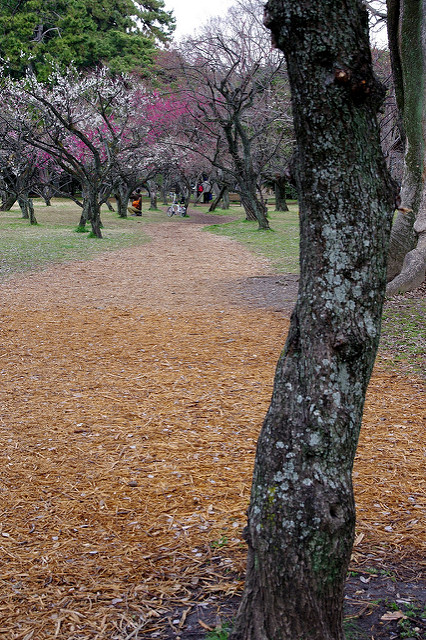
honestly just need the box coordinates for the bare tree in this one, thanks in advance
[166,0,291,229]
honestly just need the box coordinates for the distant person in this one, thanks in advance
[202,180,211,203]
[128,189,142,216]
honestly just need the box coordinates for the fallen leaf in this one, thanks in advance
[381,610,407,621]
[354,533,364,546]
[198,620,214,631]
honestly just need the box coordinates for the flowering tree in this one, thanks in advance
[2,65,183,236]
[0,118,59,223]
[110,93,187,217]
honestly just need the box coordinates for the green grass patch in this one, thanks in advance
[378,299,426,378]
[343,618,368,639]
[206,623,231,640]
[0,198,154,279]
[204,203,300,274]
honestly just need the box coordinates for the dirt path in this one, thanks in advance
[0,220,424,639]
[0,221,298,314]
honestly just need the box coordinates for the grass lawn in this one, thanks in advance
[0,198,153,278]
[204,201,300,274]
[380,297,426,378]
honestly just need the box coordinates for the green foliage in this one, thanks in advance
[206,623,231,640]
[210,535,228,549]
[385,599,426,638]
[0,0,175,80]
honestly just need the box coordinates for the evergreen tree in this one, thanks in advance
[0,0,174,79]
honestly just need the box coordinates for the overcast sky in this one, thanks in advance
[163,0,388,46]
[163,0,236,40]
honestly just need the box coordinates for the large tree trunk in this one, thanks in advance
[78,208,88,229]
[146,179,159,210]
[220,187,230,210]
[28,198,37,225]
[229,2,395,639]
[225,131,271,229]
[115,182,133,218]
[18,196,29,219]
[387,209,417,281]
[386,0,426,294]
[209,184,227,212]
[41,185,52,206]
[161,183,169,205]
[239,182,270,229]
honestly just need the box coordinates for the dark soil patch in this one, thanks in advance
[157,562,425,640]
[234,274,299,314]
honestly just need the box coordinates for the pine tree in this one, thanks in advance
[0,0,174,79]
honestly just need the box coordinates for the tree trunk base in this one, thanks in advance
[386,245,426,294]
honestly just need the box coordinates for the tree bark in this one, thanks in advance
[146,179,159,210]
[82,182,102,238]
[386,208,417,281]
[220,188,230,210]
[209,184,227,212]
[224,125,271,229]
[115,182,133,218]
[386,0,426,293]
[18,194,37,224]
[103,198,115,212]
[77,208,88,230]
[27,197,37,225]
[161,184,169,205]
[18,196,29,219]
[1,191,17,211]
[41,185,52,206]
[274,177,289,211]
[239,183,270,229]
[230,1,395,639]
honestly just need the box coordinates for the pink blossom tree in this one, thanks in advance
[0,120,59,223]
[2,65,184,236]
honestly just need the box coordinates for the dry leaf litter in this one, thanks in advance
[0,222,424,638]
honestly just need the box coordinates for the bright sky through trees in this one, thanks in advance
[164,0,388,46]
[164,0,235,39]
